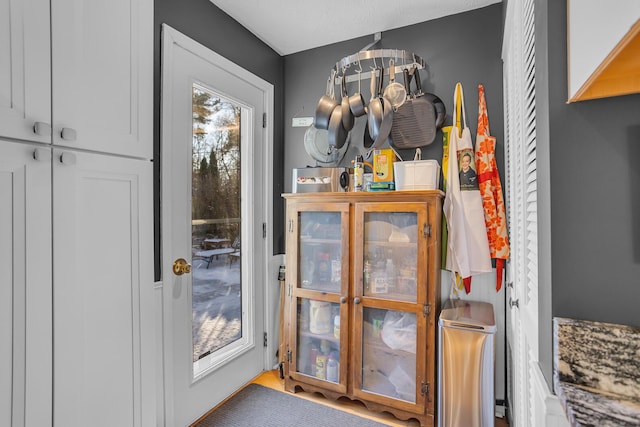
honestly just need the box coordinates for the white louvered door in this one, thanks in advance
[503,0,539,425]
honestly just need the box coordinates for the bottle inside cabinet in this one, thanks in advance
[296,298,341,383]
[299,211,342,293]
[363,211,418,303]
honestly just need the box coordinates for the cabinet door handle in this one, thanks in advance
[59,152,77,165]
[509,298,519,309]
[340,296,347,304]
[61,127,77,141]
[353,297,361,304]
[33,122,52,136]
[33,148,51,162]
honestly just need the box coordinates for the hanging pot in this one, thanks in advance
[348,68,367,118]
[328,104,348,149]
[424,93,446,129]
[367,66,384,141]
[340,75,355,131]
[314,72,338,130]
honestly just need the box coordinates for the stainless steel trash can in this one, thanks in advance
[438,299,496,427]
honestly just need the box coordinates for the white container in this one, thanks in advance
[309,300,332,334]
[394,160,441,191]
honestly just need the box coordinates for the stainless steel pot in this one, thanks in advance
[314,73,338,130]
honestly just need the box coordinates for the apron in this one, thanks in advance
[475,84,510,291]
[443,83,492,294]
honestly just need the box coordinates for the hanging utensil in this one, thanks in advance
[383,59,407,111]
[340,74,355,131]
[303,125,349,164]
[390,66,437,148]
[314,71,338,130]
[348,65,367,117]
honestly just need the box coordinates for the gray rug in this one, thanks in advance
[196,383,389,427]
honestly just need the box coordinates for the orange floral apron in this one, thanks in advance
[474,84,510,291]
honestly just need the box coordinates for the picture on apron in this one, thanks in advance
[458,148,479,191]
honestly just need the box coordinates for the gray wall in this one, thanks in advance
[537,0,640,384]
[283,5,505,194]
[153,0,286,279]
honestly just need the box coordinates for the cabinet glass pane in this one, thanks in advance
[363,212,418,303]
[298,211,342,293]
[296,298,341,383]
[361,307,416,403]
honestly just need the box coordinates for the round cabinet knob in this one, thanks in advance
[353,297,361,304]
[340,296,347,304]
[173,258,192,276]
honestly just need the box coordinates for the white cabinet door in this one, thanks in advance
[51,0,153,158]
[0,0,51,143]
[0,140,52,427]
[52,149,155,427]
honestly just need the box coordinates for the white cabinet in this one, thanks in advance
[0,0,51,144]
[1,0,154,424]
[50,0,153,157]
[52,149,155,427]
[0,140,52,427]
[0,0,153,158]
[0,140,155,427]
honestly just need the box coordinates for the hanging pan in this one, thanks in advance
[390,67,437,149]
[303,125,349,165]
[314,72,338,130]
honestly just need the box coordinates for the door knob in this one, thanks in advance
[353,297,361,304]
[173,258,191,276]
[340,296,347,304]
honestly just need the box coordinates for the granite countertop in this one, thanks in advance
[554,317,640,426]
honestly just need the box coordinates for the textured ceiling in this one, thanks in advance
[210,0,502,55]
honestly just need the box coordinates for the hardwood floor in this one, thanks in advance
[251,370,509,427]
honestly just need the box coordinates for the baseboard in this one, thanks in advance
[531,361,570,427]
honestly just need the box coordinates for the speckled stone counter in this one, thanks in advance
[554,317,640,426]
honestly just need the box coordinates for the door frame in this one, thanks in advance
[159,24,274,426]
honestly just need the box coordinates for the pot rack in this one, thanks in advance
[333,33,427,84]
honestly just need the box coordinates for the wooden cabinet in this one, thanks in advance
[0,0,152,158]
[282,191,443,427]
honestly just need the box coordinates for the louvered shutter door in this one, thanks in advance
[503,0,539,425]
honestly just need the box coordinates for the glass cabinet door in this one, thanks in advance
[362,211,420,303]
[288,203,349,392]
[353,203,428,410]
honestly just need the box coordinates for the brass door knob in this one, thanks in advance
[173,258,191,276]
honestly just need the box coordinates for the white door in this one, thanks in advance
[0,140,52,427]
[502,0,542,425]
[161,25,273,426]
[52,149,155,427]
